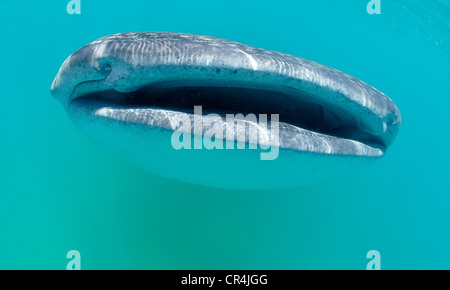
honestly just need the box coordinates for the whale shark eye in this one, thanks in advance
[97,60,112,75]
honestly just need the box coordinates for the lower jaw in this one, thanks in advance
[70,97,384,157]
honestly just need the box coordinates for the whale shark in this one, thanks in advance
[51,32,401,189]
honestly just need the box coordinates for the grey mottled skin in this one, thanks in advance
[51,32,401,157]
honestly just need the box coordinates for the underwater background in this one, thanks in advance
[0,0,449,269]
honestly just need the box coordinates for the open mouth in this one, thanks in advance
[53,31,402,161]
[70,79,387,157]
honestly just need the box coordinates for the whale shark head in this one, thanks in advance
[51,32,401,189]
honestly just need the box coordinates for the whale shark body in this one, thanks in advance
[51,32,401,189]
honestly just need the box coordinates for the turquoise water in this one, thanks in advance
[0,0,449,269]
